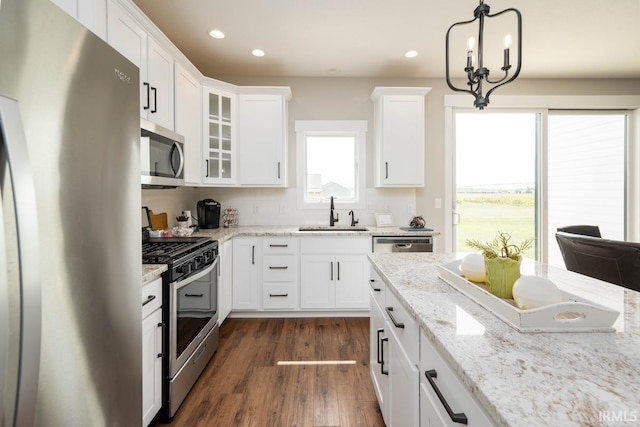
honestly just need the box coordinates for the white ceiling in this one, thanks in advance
[132,0,640,80]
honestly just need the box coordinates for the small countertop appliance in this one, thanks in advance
[197,199,221,229]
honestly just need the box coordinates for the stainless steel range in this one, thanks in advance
[142,235,219,420]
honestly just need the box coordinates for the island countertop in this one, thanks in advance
[368,252,640,427]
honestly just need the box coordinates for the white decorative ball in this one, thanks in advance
[512,275,563,309]
[460,253,486,283]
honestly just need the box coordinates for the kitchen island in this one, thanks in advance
[369,252,640,427]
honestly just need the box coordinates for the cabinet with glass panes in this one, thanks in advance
[203,85,236,184]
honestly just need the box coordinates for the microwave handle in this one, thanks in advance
[170,142,184,178]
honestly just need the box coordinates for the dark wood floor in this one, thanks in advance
[163,317,385,427]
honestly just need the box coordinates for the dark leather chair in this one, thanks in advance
[557,225,602,238]
[555,231,640,292]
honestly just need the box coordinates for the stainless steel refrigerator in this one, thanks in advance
[0,0,142,425]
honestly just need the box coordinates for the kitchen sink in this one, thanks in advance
[298,226,369,232]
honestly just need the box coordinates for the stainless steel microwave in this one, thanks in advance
[140,119,185,188]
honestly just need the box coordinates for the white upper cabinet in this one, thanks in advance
[175,63,202,185]
[107,0,174,129]
[50,0,107,40]
[202,83,237,185]
[237,87,292,187]
[146,38,175,129]
[371,87,431,187]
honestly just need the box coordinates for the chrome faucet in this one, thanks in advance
[348,210,359,227]
[329,196,339,226]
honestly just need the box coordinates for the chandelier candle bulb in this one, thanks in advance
[466,37,475,68]
[503,34,512,69]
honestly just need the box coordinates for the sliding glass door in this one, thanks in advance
[454,112,538,259]
[546,112,626,266]
[454,110,629,266]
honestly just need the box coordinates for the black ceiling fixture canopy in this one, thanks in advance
[445,0,522,109]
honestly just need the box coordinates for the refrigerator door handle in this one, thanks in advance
[0,96,42,427]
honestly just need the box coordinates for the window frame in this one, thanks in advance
[295,120,367,210]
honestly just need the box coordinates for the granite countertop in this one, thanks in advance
[368,252,640,427]
[192,225,440,241]
[142,264,167,285]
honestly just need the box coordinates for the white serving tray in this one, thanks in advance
[438,260,620,333]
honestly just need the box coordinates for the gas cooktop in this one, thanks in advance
[142,237,216,265]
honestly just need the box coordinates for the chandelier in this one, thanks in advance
[445,0,522,109]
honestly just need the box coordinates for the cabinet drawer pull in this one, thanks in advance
[330,261,334,281]
[251,245,255,264]
[142,295,156,306]
[277,161,281,179]
[269,244,288,248]
[369,279,381,292]
[269,293,289,298]
[337,261,340,280]
[184,293,204,298]
[385,307,405,329]
[376,328,384,364]
[385,161,389,179]
[425,370,468,425]
[269,266,288,270]
[380,337,388,375]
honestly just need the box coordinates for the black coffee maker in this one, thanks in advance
[197,199,221,229]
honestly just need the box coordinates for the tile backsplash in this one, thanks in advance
[142,186,419,229]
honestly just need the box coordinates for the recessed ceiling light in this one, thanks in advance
[209,29,225,39]
[251,49,265,57]
[405,50,418,58]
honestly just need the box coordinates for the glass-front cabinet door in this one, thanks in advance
[203,86,236,184]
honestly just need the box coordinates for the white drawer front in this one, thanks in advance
[141,277,162,318]
[300,237,370,254]
[263,283,297,309]
[420,332,495,426]
[385,289,419,364]
[263,254,298,282]
[263,238,299,254]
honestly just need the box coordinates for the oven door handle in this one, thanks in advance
[174,258,218,290]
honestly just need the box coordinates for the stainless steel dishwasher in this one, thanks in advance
[372,236,433,252]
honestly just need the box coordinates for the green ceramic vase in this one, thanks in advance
[484,256,522,299]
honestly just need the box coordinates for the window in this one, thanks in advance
[295,120,367,209]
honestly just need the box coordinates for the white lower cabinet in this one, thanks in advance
[369,263,419,427]
[141,278,163,426]
[218,239,233,324]
[384,292,420,427]
[419,331,494,427]
[300,237,370,310]
[369,290,388,423]
[388,329,420,427]
[232,238,261,310]
[262,238,299,310]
